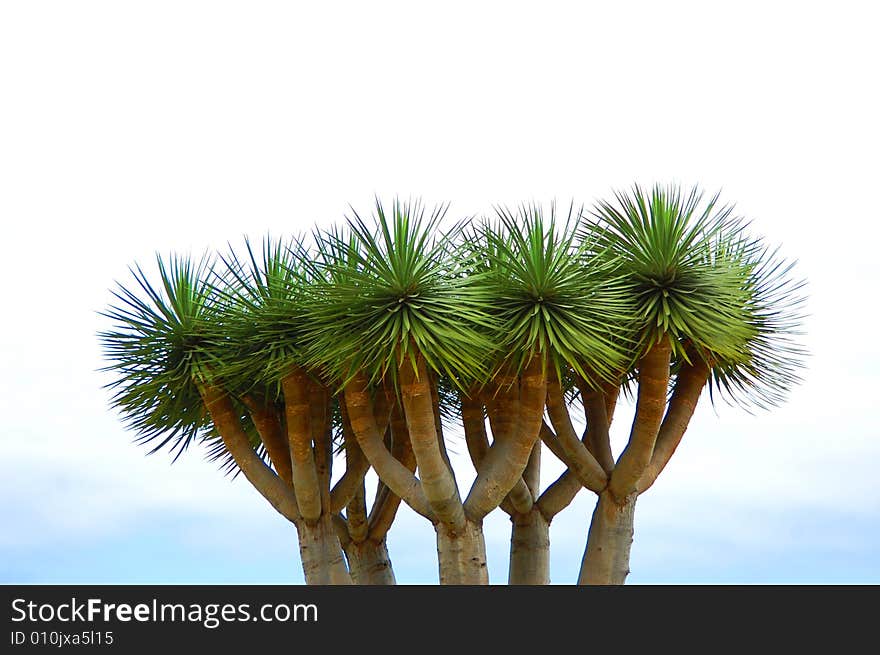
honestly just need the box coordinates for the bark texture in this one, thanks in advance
[465,358,546,520]
[343,373,434,520]
[578,491,637,585]
[436,520,489,585]
[296,516,352,585]
[399,356,464,528]
[508,508,550,585]
[608,338,671,501]
[344,538,396,585]
[282,370,323,521]
[197,385,301,523]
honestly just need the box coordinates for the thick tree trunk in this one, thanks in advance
[578,491,637,585]
[435,520,489,585]
[344,538,396,585]
[296,516,352,585]
[508,508,550,585]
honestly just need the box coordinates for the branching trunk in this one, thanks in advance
[197,384,301,523]
[367,402,416,538]
[436,520,489,585]
[465,357,546,520]
[399,354,465,529]
[330,426,370,514]
[637,358,710,493]
[608,338,671,501]
[578,491,637,585]
[344,538,396,585]
[545,377,608,493]
[508,508,550,585]
[343,372,434,521]
[281,369,323,521]
[461,390,526,516]
[241,395,293,485]
[296,515,352,585]
[575,380,614,474]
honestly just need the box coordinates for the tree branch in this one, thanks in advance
[536,470,582,521]
[343,371,435,522]
[609,337,672,502]
[310,382,333,514]
[535,420,592,520]
[368,401,416,540]
[545,374,608,493]
[198,384,300,523]
[523,441,541,502]
[346,480,369,543]
[399,354,465,529]
[330,398,387,514]
[241,395,293,486]
[460,390,520,516]
[637,358,710,493]
[464,356,546,521]
[575,379,614,475]
[281,369,323,522]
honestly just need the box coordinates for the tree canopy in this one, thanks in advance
[99,184,806,585]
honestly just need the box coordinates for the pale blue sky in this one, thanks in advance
[1,1,878,584]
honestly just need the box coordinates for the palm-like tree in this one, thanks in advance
[539,184,806,584]
[303,199,497,583]
[101,238,411,584]
[459,204,634,583]
[100,185,805,585]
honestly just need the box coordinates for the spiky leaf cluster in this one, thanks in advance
[99,188,807,467]
[301,199,495,389]
[466,204,634,383]
[210,236,312,396]
[99,255,219,459]
[587,184,806,407]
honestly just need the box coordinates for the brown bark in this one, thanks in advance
[367,402,416,539]
[603,380,620,427]
[309,381,333,513]
[429,375,456,477]
[281,369,322,521]
[343,371,434,521]
[461,391,524,516]
[329,427,370,514]
[241,395,293,485]
[538,419,568,463]
[535,469,582,520]
[330,397,393,514]
[479,377,533,514]
[575,380,614,474]
[346,481,369,543]
[545,376,608,493]
[198,385,300,523]
[464,357,546,520]
[608,337,672,501]
[399,354,465,529]
[461,391,489,465]
[523,441,542,502]
[578,490,637,585]
[637,359,711,493]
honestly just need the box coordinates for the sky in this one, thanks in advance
[1,1,878,584]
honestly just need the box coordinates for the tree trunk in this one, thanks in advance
[435,520,489,585]
[577,491,637,585]
[296,516,352,585]
[508,508,550,585]
[344,538,396,585]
